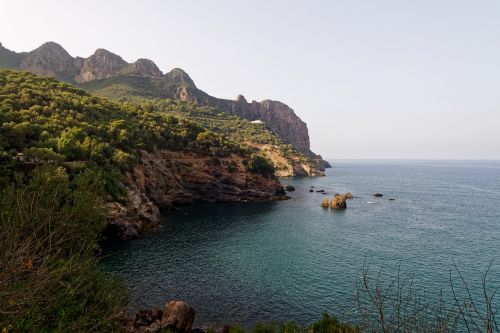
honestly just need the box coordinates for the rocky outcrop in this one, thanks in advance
[75,48,128,82]
[165,68,197,87]
[19,42,77,79]
[126,150,287,207]
[107,149,287,239]
[126,301,195,333]
[161,301,195,333]
[122,59,164,78]
[175,88,314,157]
[248,143,325,177]
[321,198,329,208]
[0,42,26,68]
[105,186,161,240]
[330,194,347,209]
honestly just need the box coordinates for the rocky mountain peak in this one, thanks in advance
[75,48,128,83]
[121,58,163,78]
[235,94,247,103]
[20,41,76,78]
[165,68,196,87]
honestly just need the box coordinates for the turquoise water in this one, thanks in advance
[102,160,500,328]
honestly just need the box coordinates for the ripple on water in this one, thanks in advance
[101,161,500,329]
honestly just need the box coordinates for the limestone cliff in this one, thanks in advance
[107,150,287,239]
[75,48,128,83]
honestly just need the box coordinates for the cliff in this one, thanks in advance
[0,41,330,168]
[107,150,287,239]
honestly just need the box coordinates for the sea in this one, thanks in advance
[101,160,500,329]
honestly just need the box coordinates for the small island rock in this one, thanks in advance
[330,194,347,209]
[321,198,329,208]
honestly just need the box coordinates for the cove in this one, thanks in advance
[101,160,500,328]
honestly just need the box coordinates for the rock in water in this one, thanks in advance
[345,192,353,199]
[284,185,296,192]
[160,301,195,333]
[374,193,383,197]
[321,198,329,208]
[330,194,347,209]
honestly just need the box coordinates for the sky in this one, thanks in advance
[1,0,499,159]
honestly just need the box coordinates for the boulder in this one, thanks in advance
[345,192,353,199]
[309,189,314,193]
[321,198,329,208]
[330,195,347,209]
[374,193,383,197]
[284,185,295,192]
[160,301,195,333]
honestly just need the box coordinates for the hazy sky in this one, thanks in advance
[1,0,499,159]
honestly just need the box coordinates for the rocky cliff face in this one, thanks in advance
[19,42,77,80]
[0,41,330,168]
[75,48,128,82]
[174,87,313,156]
[107,150,287,239]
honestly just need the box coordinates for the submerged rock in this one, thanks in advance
[161,300,195,333]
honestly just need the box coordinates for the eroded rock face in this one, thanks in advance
[20,42,77,79]
[107,150,287,239]
[76,48,128,83]
[175,89,313,157]
[165,68,196,87]
[125,59,163,78]
[126,150,287,207]
[160,301,195,333]
[330,194,347,209]
[105,186,161,240]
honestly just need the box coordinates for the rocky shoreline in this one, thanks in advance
[106,149,289,240]
[125,300,246,333]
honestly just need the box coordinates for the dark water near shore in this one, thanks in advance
[101,160,500,328]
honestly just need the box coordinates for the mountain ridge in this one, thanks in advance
[0,41,330,167]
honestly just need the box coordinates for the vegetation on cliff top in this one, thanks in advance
[0,70,246,164]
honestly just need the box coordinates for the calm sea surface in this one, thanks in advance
[101,160,500,328]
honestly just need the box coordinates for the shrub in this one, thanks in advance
[0,166,127,332]
[243,154,275,177]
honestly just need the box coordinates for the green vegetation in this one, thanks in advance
[127,98,316,169]
[0,70,246,165]
[0,166,127,332]
[243,154,275,177]
[221,313,358,333]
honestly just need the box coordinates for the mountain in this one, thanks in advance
[0,41,330,168]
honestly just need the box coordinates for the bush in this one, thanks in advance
[243,154,275,177]
[0,166,127,332]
